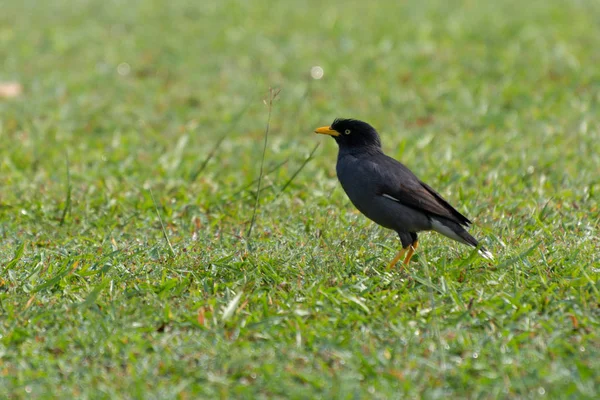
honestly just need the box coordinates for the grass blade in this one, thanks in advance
[222,291,243,322]
[246,87,280,241]
[150,189,176,258]
[189,96,254,182]
[3,241,26,271]
[59,152,71,226]
[277,143,320,197]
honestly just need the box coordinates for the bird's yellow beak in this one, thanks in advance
[315,126,340,137]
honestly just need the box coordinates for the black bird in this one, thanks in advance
[315,118,493,267]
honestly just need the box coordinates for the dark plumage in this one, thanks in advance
[315,118,493,267]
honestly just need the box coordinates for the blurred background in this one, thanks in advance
[2,0,598,234]
[2,0,599,252]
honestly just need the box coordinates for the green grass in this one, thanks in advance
[1,0,600,398]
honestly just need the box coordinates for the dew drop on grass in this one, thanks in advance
[310,66,324,79]
[473,352,479,359]
[538,387,546,395]
[117,62,131,76]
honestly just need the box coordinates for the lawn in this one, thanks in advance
[1,0,599,398]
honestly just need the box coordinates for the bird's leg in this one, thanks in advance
[403,240,419,265]
[387,247,408,269]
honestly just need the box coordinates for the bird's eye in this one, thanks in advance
[344,129,351,135]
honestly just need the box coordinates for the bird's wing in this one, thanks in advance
[369,154,472,227]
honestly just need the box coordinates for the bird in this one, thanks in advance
[314,118,493,268]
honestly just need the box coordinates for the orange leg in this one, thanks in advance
[387,247,408,269]
[403,240,419,265]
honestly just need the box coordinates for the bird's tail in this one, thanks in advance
[431,218,494,261]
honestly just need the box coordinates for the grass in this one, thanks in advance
[1,0,599,398]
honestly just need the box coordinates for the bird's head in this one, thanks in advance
[315,118,382,150]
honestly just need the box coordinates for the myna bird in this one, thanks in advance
[315,118,493,267]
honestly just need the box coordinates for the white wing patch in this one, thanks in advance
[382,193,399,202]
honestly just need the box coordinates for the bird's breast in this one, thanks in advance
[336,156,380,215]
